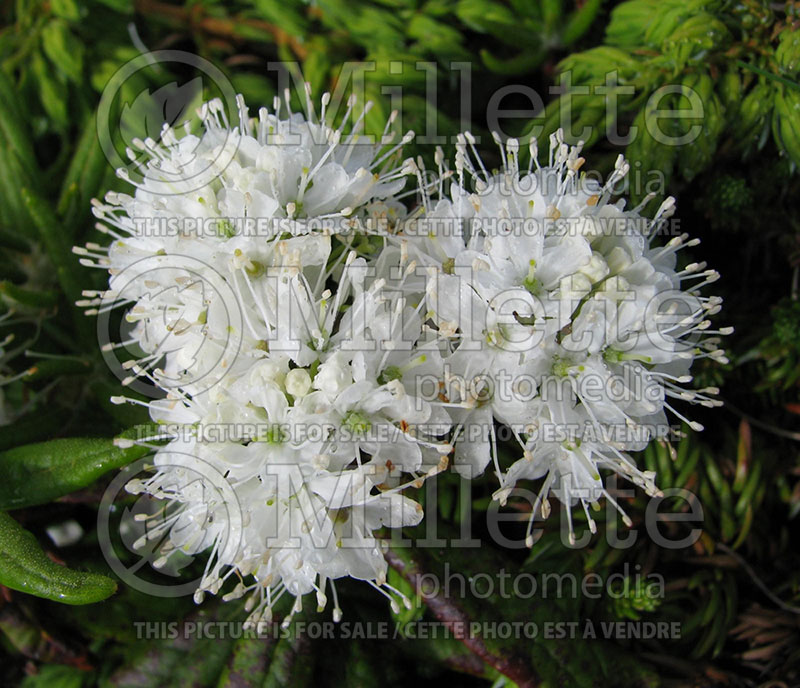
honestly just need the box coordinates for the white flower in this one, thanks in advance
[91,92,447,623]
[285,367,312,398]
[110,243,449,624]
[77,91,415,398]
[113,258,450,622]
[87,86,730,617]
[395,129,729,543]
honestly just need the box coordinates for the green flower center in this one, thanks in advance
[343,410,371,434]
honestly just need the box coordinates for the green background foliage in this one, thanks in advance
[0,0,799,685]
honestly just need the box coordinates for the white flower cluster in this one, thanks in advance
[81,93,726,624]
[394,131,730,546]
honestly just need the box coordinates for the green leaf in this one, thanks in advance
[506,0,541,21]
[776,25,800,77]
[661,14,730,71]
[717,69,741,112]
[561,0,602,47]
[407,14,467,59]
[773,86,800,168]
[300,38,332,98]
[624,102,679,204]
[252,0,309,38]
[0,280,59,311]
[49,0,81,21]
[676,72,724,180]
[41,19,85,84]
[541,0,562,35]
[480,47,545,75]
[31,51,69,130]
[0,69,39,181]
[0,410,71,452]
[642,1,704,48]
[57,112,110,237]
[0,147,36,237]
[0,511,117,604]
[455,0,532,44]
[731,81,773,154]
[606,0,660,48]
[21,186,83,306]
[0,434,150,510]
[556,46,643,84]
